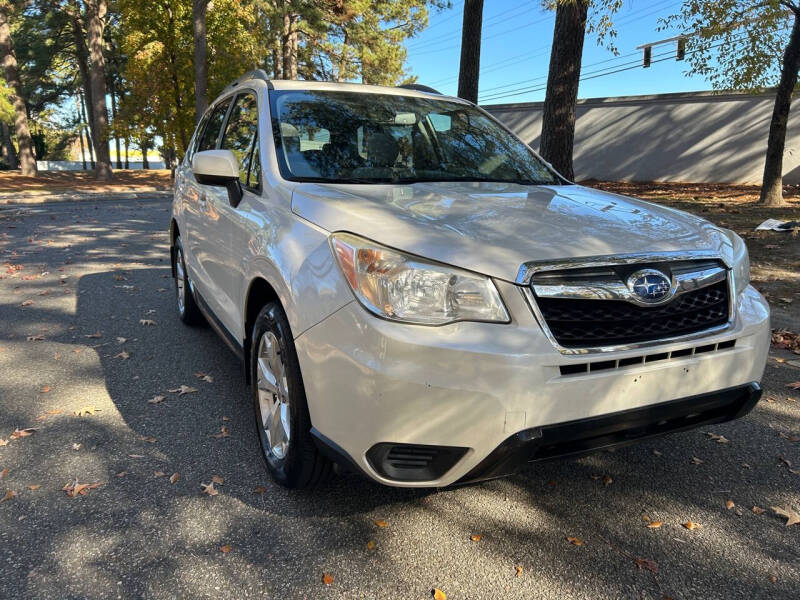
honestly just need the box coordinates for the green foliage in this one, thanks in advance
[0,78,14,122]
[661,0,794,90]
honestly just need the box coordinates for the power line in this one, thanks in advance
[478,34,751,103]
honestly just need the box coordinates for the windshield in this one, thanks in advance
[268,90,561,185]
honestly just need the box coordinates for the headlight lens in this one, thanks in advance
[726,229,750,297]
[331,233,510,325]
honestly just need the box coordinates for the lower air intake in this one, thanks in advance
[366,443,468,482]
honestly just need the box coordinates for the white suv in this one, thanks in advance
[171,71,770,488]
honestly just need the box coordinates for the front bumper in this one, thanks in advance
[294,281,770,487]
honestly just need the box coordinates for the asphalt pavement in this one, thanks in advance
[0,197,797,599]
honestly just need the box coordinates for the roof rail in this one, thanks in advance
[397,83,442,95]
[225,69,272,91]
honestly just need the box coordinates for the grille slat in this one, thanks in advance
[534,272,730,348]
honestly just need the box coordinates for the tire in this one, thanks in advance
[173,237,203,325]
[251,302,332,488]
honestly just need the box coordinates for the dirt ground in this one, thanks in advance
[0,170,172,196]
[585,181,800,331]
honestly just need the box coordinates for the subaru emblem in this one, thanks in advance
[627,269,673,305]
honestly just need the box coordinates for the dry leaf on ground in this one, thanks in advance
[374,519,388,528]
[195,372,214,383]
[752,506,766,515]
[470,534,482,542]
[212,426,229,439]
[515,565,523,578]
[567,536,584,546]
[74,407,101,416]
[139,319,157,326]
[0,468,8,479]
[771,506,800,526]
[169,473,180,484]
[200,482,219,496]
[114,350,130,360]
[253,486,267,494]
[691,456,704,464]
[367,540,375,550]
[219,544,232,553]
[1,490,16,502]
[683,521,701,530]
[322,573,334,585]
[169,385,197,396]
[725,500,735,510]
[432,589,446,600]
[211,474,224,485]
[10,428,36,439]
[647,521,663,529]
[148,395,166,404]
[62,480,100,498]
[634,557,659,573]
[27,484,40,491]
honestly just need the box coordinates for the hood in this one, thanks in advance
[291,182,733,282]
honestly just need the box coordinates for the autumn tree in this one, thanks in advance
[85,0,112,180]
[457,0,483,103]
[540,0,621,180]
[193,0,210,123]
[0,1,37,175]
[663,1,800,207]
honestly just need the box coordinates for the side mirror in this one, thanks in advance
[192,149,242,207]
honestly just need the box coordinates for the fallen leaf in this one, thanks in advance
[367,540,375,550]
[432,589,445,600]
[141,436,158,443]
[0,468,8,479]
[691,456,704,465]
[21,299,33,307]
[139,319,157,326]
[116,471,128,478]
[26,334,45,341]
[769,575,778,583]
[725,500,735,510]
[787,381,800,390]
[10,428,36,439]
[116,337,127,344]
[128,454,144,459]
[374,519,388,528]
[153,471,165,477]
[168,385,197,396]
[706,432,730,444]
[170,473,180,484]
[148,395,166,405]
[0,439,8,446]
[634,557,659,573]
[72,443,81,451]
[647,521,663,529]
[40,385,51,393]
[567,536,584,546]
[195,372,214,383]
[212,426,229,439]
[683,521,701,530]
[85,331,102,339]
[62,480,100,498]
[652,449,663,456]
[322,573,334,585]
[114,350,130,360]
[602,474,613,486]
[200,482,219,496]
[74,407,101,416]
[27,484,40,491]
[46,409,62,415]
[771,506,800,526]
[470,534,483,542]
[515,565,523,578]
[253,485,267,494]
[211,474,224,485]
[219,544,232,553]
[1,490,16,502]
[752,506,766,515]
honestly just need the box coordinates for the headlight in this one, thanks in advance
[330,233,510,325]
[725,229,750,297]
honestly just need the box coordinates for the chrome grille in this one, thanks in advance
[528,259,731,350]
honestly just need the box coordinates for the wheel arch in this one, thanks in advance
[243,277,283,384]
[169,219,180,278]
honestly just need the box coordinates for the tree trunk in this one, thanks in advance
[759,12,800,206]
[193,0,209,124]
[110,80,122,168]
[540,0,588,181]
[141,137,149,169]
[457,0,484,103]
[79,89,95,168]
[0,3,37,176]
[282,12,297,79]
[124,136,129,169]
[85,0,112,180]
[69,8,96,151]
[1,121,17,169]
[74,94,87,169]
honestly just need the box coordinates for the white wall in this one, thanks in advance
[37,161,166,171]
[484,90,800,184]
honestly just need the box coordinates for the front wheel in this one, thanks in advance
[251,302,332,488]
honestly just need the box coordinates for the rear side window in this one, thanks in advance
[197,98,231,152]
[221,92,260,188]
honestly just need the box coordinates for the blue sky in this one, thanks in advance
[404,0,706,104]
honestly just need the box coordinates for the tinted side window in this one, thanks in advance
[186,111,210,163]
[221,93,259,186]
[197,98,231,152]
[248,133,261,189]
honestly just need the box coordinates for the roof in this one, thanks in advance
[268,79,466,102]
